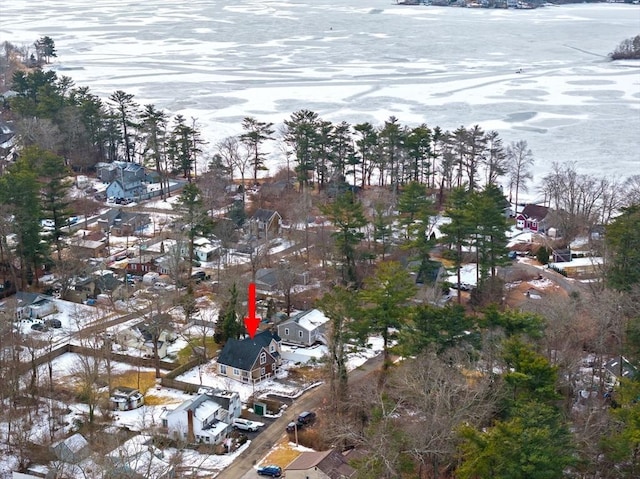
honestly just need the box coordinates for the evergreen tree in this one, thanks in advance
[108,90,139,163]
[0,159,46,286]
[440,188,474,304]
[605,203,640,291]
[318,286,358,406]
[140,104,169,198]
[35,36,57,64]
[399,303,476,356]
[358,261,416,370]
[405,124,432,183]
[397,181,432,240]
[28,147,72,261]
[320,192,367,284]
[240,116,274,185]
[283,109,320,189]
[353,122,377,187]
[468,184,510,286]
[215,283,244,343]
[177,183,213,280]
[458,401,574,479]
[371,202,393,260]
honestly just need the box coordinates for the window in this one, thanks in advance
[298,330,303,338]
[284,328,289,336]
[220,364,227,375]
[260,352,267,365]
[161,419,168,428]
[270,344,275,353]
[233,368,239,376]
[261,367,266,376]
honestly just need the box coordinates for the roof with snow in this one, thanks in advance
[520,204,549,220]
[282,309,330,332]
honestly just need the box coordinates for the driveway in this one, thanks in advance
[215,354,384,479]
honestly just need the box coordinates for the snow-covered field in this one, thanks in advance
[1,1,638,195]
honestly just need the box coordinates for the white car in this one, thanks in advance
[232,418,263,432]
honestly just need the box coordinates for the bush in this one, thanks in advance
[536,246,550,265]
[610,35,640,60]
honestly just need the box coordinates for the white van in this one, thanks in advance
[232,418,263,432]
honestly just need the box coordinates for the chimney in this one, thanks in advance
[187,408,195,443]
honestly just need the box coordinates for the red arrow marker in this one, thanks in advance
[244,282,260,339]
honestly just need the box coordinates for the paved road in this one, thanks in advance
[215,354,384,479]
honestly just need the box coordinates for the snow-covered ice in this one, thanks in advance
[1,1,638,197]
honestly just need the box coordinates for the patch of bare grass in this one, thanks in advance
[259,437,302,469]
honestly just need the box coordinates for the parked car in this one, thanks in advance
[191,270,207,283]
[286,421,301,433]
[44,318,62,329]
[232,418,261,432]
[257,465,282,477]
[297,410,316,425]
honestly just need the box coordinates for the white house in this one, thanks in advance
[114,322,173,359]
[160,389,241,445]
[105,434,174,479]
[278,309,330,347]
[1,292,56,319]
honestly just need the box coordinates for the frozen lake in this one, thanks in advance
[1,0,639,193]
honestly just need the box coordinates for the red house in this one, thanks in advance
[516,204,549,233]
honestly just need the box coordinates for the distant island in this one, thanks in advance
[610,35,640,60]
[396,0,639,8]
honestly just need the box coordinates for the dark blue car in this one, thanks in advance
[257,465,282,477]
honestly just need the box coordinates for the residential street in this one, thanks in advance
[215,354,384,479]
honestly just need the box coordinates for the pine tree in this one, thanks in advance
[320,192,367,284]
[605,203,640,291]
[440,188,474,304]
[358,261,416,370]
[215,283,244,343]
[240,116,274,185]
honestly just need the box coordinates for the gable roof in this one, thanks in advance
[521,204,549,221]
[109,178,143,192]
[286,450,356,478]
[52,433,89,455]
[252,208,280,223]
[256,268,278,288]
[15,291,52,307]
[282,309,329,332]
[217,329,280,371]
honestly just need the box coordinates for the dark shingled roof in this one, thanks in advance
[521,204,549,221]
[217,329,280,371]
[252,208,280,223]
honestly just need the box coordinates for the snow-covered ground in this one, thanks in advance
[1,1,638,197]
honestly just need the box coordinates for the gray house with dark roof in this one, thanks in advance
[216,330,281,383]
[98,208,151,236]
[250,209,282,239]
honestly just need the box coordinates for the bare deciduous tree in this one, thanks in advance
[506,139,534,209]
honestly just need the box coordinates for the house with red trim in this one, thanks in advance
[216,330,281,384]
[515,204,550,233]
